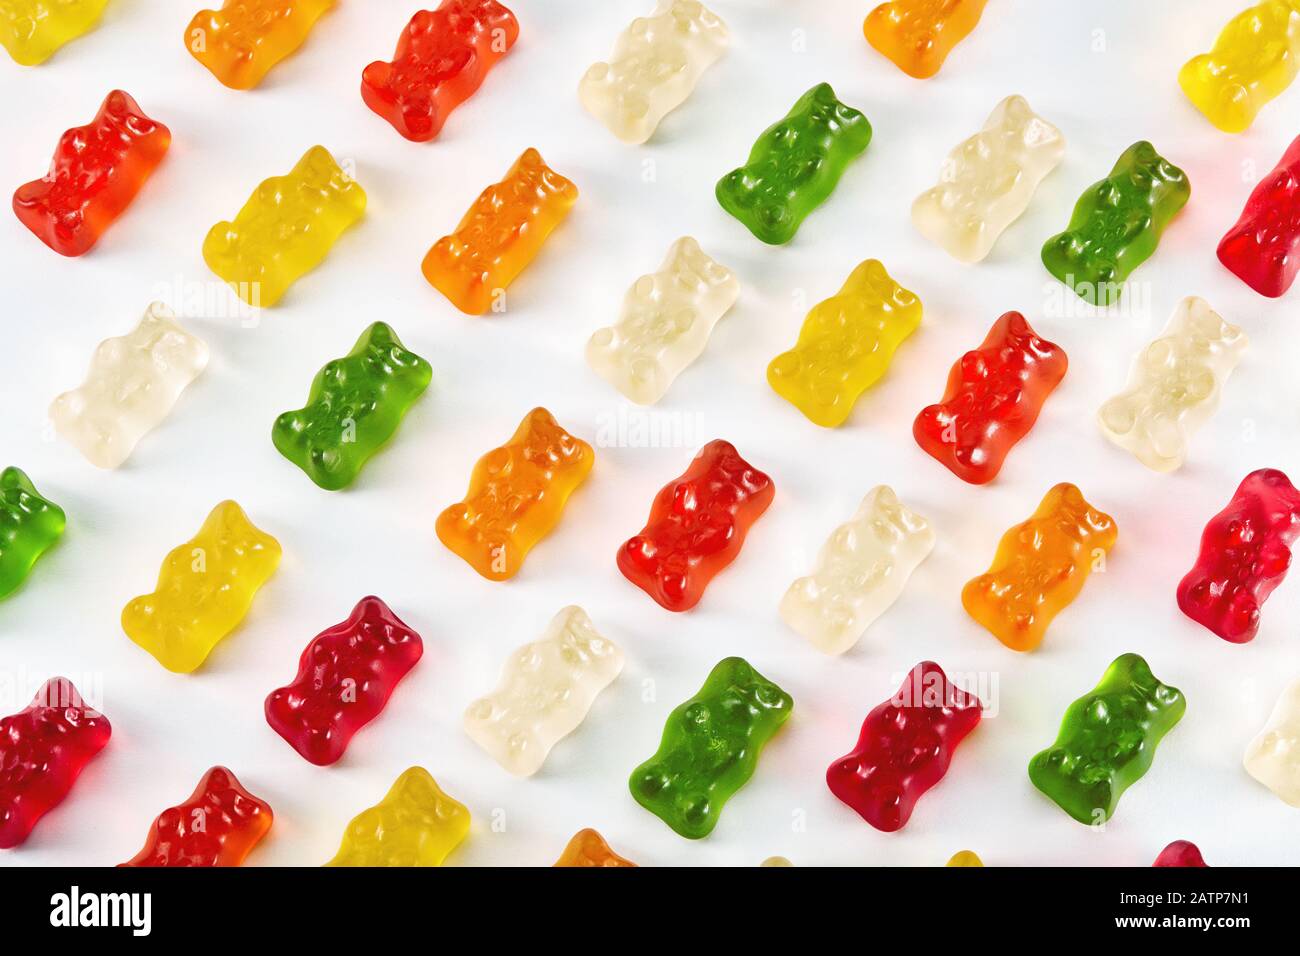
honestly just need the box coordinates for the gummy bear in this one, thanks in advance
[0,467,65,601]
[422,147,577,315]
[436,408,593,581]
[326,767,469,866]
[203,145,366,307]
[630,657,792,839]
[50,303,209,470]
[0,678,110,849]
[13,89,170,257]
[120,767,271,867]
[767,259,921,427]
[272,322,431,490]
[716,83,871,245]
[185,0,333,90]
[121,500,281,673]
[579,0,728,144]
[586,237,739,405]
[265,597,423,766]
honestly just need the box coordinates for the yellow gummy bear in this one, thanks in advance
[121,500,281,674]
[0,0,109,66]
[326,767,470,867]
[203,145,366,308]
[946,850,984,867]
[767,259,922,428]
[1178,0,1300,133]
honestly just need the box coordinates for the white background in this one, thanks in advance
[2,0,1299,867]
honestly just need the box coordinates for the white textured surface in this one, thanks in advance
[2,0,1300,867]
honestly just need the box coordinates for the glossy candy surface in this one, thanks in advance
[120,767,271,867]
[272,322,431,490]
[326,767,469,867]
[185,0,332,90]
[863,0,989,79]
[586,237,738,405]
[913,311,1066,485]
[617,440,773,612]
[630,657,792,839]
[1218,134,1300,297]
[1177,468,1300,643]
[1153,840,1208,867]
[265,597,423,766]
[579,0,728,145]
[13,90,170,257]
[912,94,1064,263]
[1041,141,1189,306]
[203,145,365,307]
[1179,1,1300,133]
[767,259,920,427]
[362,0,518,142]
[50,303,208,470]
[780,486,934,655]
[0,0,109,64]
[552,828,637,867]
[463,606,622,777]
[716,82,871,245]
[962,483,1117,652]
[437,407,593,581]
[1028,653,1185,825]
[1244,678,1300,806]
[121,500,281,673]
[826,661,982,832]
[0,467,65,601]
[0,678,110,849]
[1098,297,1245,473]
[422,148,577,315]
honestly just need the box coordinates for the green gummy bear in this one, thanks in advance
[0,467,66,600]
[1041,141,1189,306]
[716,82,872,245]
[272,322,431,490]
[1028,652,1185,825]
[630,656,793,839]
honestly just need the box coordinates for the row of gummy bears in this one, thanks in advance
[2,0,1300,866]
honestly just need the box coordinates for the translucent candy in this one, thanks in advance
[50,303,208,469]
[464,606,623,776]
[586,237,738,405]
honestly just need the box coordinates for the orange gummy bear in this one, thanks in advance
[864,0,988,79]
[436,408,593,581]
[961,483,1117,652]
[552,828,637,867]
[421,148,578,315]
[185,1,333,91]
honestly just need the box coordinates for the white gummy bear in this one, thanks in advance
[911,94,1065,263]
[586,236,739,405]
[779,486,935,656]
[1098,296,1246,473]
[49,303,209,469]
[463,606,624,777]
[1245,679,1300,808]
[579,0,728,144]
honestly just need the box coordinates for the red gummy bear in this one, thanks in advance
[265,596,424,765]
[0,678,111,849]
[120,767,272,867]
[826,661,982,832]
[1218,135,1300,298]
[1152,840,1208,867]
[12,90,170,257]
[617,440,774,612]
[361,0,519,142]
[1177,468,1300,644]
[913,311,1067,485]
